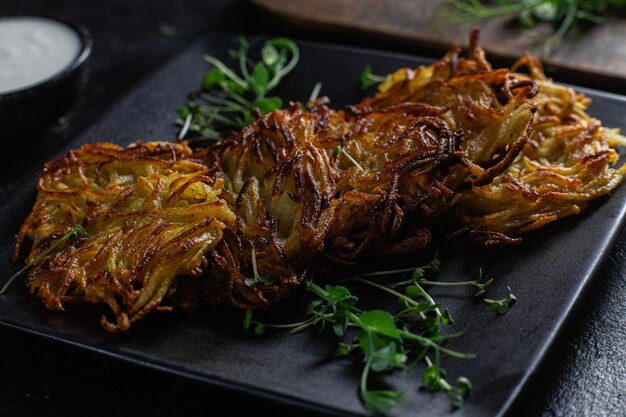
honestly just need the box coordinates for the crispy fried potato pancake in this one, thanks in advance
[15,142,235,331]
[364,31,626,246]
[312,32,537,261]
[205,109,336,308]
[451,57,626,245]
[204,39,538,301]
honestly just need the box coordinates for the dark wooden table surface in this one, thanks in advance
[253,0,626,95]
[0,1,624,416]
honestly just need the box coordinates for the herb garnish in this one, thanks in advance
[445,0,626,55]
[244,248,276,289]
[244,252,482,413]
[333,145,365,173]
[1,224,88,294]
[360,65,386,90]
[177,36,302,142]
[483,286,517,314]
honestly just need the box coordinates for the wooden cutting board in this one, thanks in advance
[251,0,626,93]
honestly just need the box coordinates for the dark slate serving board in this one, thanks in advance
[0,34,625,417]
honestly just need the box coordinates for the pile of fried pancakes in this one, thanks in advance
[13,32,626,331]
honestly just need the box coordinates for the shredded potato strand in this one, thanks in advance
[17,142,235,331]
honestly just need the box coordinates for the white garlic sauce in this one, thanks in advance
[0,16,82,94]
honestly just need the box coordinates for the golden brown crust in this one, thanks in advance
[18,141,235,332]
[451,55,626,239]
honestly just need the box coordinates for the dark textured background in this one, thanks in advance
[0,1,623,416]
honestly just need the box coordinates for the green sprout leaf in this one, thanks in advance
[360,64,386,90]
[359,310,400,339]
[362,388,403,415]
[252,96,283,114]
[254,323,266,336]
[202,67,226,90]
[177,36,314,142]
[244,248,276,288]
[483,286,517,314]
[243,309,253,331]
[239,250,482,413]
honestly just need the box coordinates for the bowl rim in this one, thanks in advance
[0,13,93,101]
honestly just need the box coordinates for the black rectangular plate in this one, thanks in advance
[1,34,625,417]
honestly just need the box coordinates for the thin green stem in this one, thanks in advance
[308,82,322,102]
[543,1,578,54]
[413,282,443,318]
[343,277,418,307]
[399,330,475,359]
[199,94,249,112]
[203,55,248,89]
[251,317,315,332]
[338,147,365,173]
[359,267,417,277]
[266,38,299,91]
[1,225,88,294]
[177,113,192,140]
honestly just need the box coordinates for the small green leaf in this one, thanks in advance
[337,343,353,356]
[407,302,437,315]
[243,309,252,330]
[362,389,403,415]
[244,277,258,288]
[449,389,464,408]
[251,63,270,94]
[225,80,247,96]
[473,278,494,297]
[456,376,472,396]
[359,310,400,339]
[306,299,324,315]
[202,67,226,90]
[507,286,517,303]
[359,64,386,90]
[253,96,282,115]
[421,365,443,388]
[493,302,509,314]
[483,286,517,314]
[449,376,473,408]
[405,285,423,299]
[238,112,256,127]
[519,10,535,28]
[177,106,190,119]
[262,44,279,67]
[370,342,407,372]
[332,318,348,337]
[412,267,425,280]
[416,316,441,338]
[532,2,558,21]
[325,285,354,303]
[440,308,454,325]
[254,323,266,336]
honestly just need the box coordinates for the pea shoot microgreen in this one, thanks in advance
[360,64,386,90]
[243,251,518,413]
[483,286,517,314]
[177,36,321,142]
[1,224,88,294]
[243,252,482,413]
[244,248,276,289]
[308,81,323,103]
